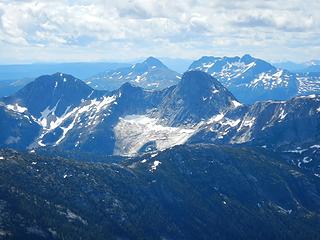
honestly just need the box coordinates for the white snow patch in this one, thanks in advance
[207,113,224,124]
[302,157,313,163]
[231,100,242,108]
[87,90,94,98]
[38,140,46,147]
[134,75,142,83]
[6,103,28,113]
[114,115,197,156]
[298,94,317,99]
[278,109,287,120]
[284,148,308,154]
[248,69,289,90]
[276,205,292,215]
[202,62,215,72]
[232,115,257,143]
[54,95,116,145]
[33,95,116,147]
[239,116,256,129]
[0,156,4,160]
[150,160,161,172]
[65,209,87,225]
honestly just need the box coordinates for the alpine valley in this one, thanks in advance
[0,56,320,240]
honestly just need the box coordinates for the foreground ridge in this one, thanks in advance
[0,145,319,239]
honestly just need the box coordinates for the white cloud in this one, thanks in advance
[0,0,319,63]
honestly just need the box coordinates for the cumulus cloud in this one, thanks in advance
[0,0,319,63]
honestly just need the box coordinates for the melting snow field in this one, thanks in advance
[113,115,196,156]
[34,95,117,147]
[6,103,28,113]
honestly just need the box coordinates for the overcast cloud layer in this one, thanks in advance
[0,0,319,63]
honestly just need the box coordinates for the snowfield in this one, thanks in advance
[113,115,197,156]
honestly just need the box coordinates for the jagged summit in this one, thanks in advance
[188,54,297,103]
[178,70,237,102]
[156,71,240,126]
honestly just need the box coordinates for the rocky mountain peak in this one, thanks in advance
[4,73,95,118]
[143,56,166,68]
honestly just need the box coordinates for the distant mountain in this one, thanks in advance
[0,78,35,98]
[1,73,106,150]
[0,71,319,174]
[188,54,299,103]
[268,60,320,97]
[86,57,181,90]
[0,62,130,98]
[274,60,320,73]
[273,61,306,72]
[303,60,320,73]
[0,62,129,81]
[296,72,320,95]
[3,73,103,118]
[0,145,319,239]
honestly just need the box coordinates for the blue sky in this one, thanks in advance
[0,0,319,64]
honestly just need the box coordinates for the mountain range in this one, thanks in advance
[274,59,320,73]
[0,62,130,98]
[1,55,320,104]
[83,55,320,104]
[0,71,319,173]
[1,67,320,239]
[189,54,320,103]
